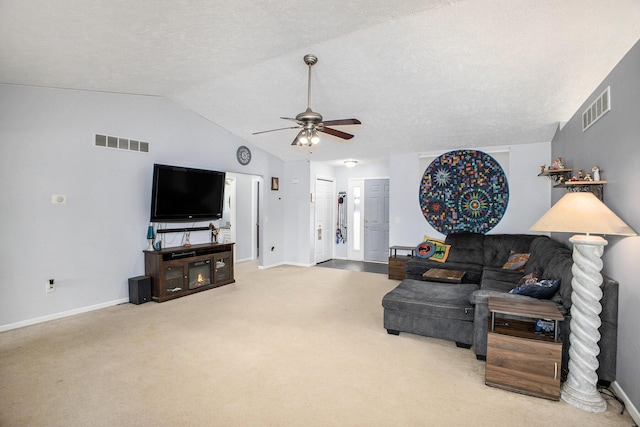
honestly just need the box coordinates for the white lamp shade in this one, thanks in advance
[530,192,636,236]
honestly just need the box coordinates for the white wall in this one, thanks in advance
[0,84,284,329]
[282,160,312,266]
[389,143,552,247]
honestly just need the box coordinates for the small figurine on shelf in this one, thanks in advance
[209,222,220,244]
[183,231,191,247]
[584,173,593,181]
[577,169,584,180]
[550,157,564,170]
[592,166,600,182]
[540,165,546,173]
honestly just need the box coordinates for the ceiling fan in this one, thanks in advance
[252,54,361,146]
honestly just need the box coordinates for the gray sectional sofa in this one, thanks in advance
[382,232,619,384]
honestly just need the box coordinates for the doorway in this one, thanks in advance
[315,177,335,264]
[224,172,262,262]
[363,179,389,262]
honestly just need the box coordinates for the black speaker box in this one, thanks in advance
[128,276,151,305]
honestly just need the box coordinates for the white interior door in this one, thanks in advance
[315,178,334,263]
[364,179,389,262]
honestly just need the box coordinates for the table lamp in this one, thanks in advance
[530,191,636,412]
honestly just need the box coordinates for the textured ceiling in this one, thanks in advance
[1,0,639,163]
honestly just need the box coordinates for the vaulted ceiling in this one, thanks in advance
[1,1,639,163]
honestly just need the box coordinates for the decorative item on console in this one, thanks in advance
[182,231,191,247]
[209,222,220,244]
[146,224,155,251]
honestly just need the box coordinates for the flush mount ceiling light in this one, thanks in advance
[344,160,358,168]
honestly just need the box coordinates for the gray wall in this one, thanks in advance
[551,40,640,410]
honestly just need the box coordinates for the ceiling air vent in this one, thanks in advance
[95,134,149,153]
[582,86,610,132]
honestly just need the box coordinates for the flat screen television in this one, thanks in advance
[150,164,225,222]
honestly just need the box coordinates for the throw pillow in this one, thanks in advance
[509,278,560,299]
[502,251,530,271]
[416,241,436,258]
[429,242,451,263]
[423,235,445,244]
[415,241,451,263]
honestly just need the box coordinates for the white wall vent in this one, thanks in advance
[95,134,149,153]
[582,86,610,132]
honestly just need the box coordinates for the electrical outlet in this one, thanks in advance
[45,279,55,293]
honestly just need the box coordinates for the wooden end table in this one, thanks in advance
[485,296,564,400]
[388,245,415,280]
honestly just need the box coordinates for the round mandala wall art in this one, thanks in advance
[419,150,509,234]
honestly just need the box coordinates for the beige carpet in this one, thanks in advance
[0,261,633,426]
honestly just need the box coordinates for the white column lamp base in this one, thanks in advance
[560,234,607,413]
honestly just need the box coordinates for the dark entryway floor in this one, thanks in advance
[316,259,388,275]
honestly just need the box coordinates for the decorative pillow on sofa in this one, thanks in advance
[502,251,530,271]
[509,278,560,299]
[429,243,451,263]
[423,235,445,244]
[416,241,451,263]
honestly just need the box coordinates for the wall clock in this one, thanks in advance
[236,146,251,165]
[419,149,509,234]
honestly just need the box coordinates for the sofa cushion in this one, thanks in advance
[444,232,485,265]
[479,266,524,293]
[382,279,479,321]
[483,234,538,268]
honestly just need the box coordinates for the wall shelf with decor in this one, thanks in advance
[538,168,606,200]
[538,168,572,183]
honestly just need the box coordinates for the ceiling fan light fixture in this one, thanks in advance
[296,130,309,146]
[310,129,320,144]
[344,160,358,168]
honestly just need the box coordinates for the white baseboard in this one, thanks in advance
[0,298,129,332]
[258,261,314,269]
[611,381,639,424]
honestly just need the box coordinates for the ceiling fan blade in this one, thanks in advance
[252,126,300,135]
[321,118,361,126]
[280,117,300,122]
[319,127,354,140]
